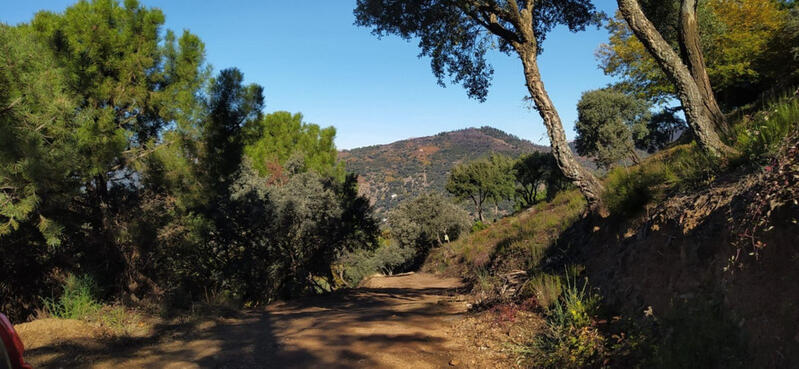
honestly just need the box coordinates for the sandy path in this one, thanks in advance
[19,273,489,369]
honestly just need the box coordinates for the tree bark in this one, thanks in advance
[679,0,729,136]
[617,0,733,158]
[516,45,604,207]
[629,150,641,165]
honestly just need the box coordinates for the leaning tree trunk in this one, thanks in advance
[679,0,729,137]
[516,44,604,207]
[617,0,733,158]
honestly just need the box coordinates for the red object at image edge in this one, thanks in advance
[0,314,32,369]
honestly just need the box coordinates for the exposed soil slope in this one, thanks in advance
[558,137,799,368]
[16,273,510,369]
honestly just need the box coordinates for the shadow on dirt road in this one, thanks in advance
[20,273,475,369]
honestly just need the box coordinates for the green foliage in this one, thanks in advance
[244,111,343,181]
[599,1,797,108]
[514,152,569,208]
[0,24,80,246]
[42,275,101,320]
[446,153,516,221]
[736,96,799,160]
[637,107,687,154]
[0,1,380,320]
[354,0,600,101]
[575,88,649,169]
[524,273,563,309]
[425,190,586,289]
[200,68,264,201]
[515,277,607,369]
[388,192,471,268]
[337,239,416,286]
[602,94,798,218]
[471,220,489,233]
[602,163,673,217]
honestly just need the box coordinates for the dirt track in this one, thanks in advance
[18,273,501,369]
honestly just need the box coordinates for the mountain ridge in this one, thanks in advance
[339,126,589,217]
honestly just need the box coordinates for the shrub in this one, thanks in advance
[471,220,489,232]
[388,192,472,267]
[736,96,799,161]
[602,162,673,217]
[663,144,720,191]
[514,276,607,369]
[338,239,415,286]
[42,274,101,320]
[523,273,563,310]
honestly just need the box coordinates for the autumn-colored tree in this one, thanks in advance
[615,0,733,158]
[602,0,791,109]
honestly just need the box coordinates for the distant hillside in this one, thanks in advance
[339,126,590,217]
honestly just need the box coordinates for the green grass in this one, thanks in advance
[600,96,798,219]
[735,96,799,161]
[512,275,608,369]
[524,273,563,310]
[42,274,101,320]
[424,190,586,284]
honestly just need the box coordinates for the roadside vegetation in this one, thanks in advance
[2,0,798,368]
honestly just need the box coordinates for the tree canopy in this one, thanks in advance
[244,111,342,182]
[355,0,606,206]
[600,0,795,108]
[574,88,649,169]
[446,153,515,221]
[0,0,378,320]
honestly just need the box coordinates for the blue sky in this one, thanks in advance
[2,0,620,150]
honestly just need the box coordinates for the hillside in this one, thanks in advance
[423,133,799,368]
[339,126,591,216]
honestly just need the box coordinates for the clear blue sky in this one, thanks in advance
[2,0,620,150]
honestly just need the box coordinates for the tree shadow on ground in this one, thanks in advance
[24,282,466,369]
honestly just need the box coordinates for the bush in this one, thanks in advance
[338,239,415,286]
[388,192,472,268]
[514,276,607,369]
[736,96,799,161]
[471,220,489,232]
[42,274,101,320]
[602,162,673,217]
[523,273,563,310]
[663,144,720,191]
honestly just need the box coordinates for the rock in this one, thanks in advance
[449,359,459,366]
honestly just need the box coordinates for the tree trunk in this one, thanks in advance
[679,0,729,136]
[472,195,484,222]
[629,150,641,165]
[617,0,733,158]
[516,45,604,207]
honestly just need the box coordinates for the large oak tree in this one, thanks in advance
[615,0,735,157]
[354,0,605,207]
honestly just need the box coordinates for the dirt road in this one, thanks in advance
[18,273,502,369]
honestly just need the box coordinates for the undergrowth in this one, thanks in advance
[424,190,586,297]
[512,275,646,369]
[602,94,798,218]
[42,274,101,320]
[41,274,142,336]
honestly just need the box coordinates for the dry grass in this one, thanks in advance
[424,190,586,287]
